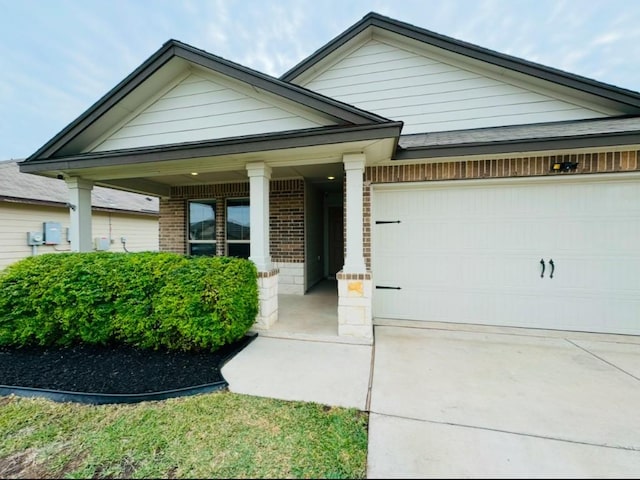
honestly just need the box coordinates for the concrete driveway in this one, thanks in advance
[367,324,640,478]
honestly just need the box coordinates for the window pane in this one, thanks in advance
[189,201,216,241]
[189,243,217,256]
[227,243,250,259]
[227,199,250,241]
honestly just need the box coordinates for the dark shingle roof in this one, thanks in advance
[395,116,640,159]
[399,117,640,148]
[0,160,159,214]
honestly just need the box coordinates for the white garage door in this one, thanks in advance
[372,174,640,335]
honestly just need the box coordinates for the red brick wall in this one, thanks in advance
[365,151,639,184]
[269,179,305,262]
[159,180,305,262]
[159,197,186,253]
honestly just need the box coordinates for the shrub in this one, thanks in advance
[0,252,258,351]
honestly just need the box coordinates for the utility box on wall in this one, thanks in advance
[43,221,62,245]
[94,237,110,251]
[27,231,44,246]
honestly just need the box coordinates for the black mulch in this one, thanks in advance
[0,334,256,395]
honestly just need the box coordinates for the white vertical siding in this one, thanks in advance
[93,72,333,152]
[303,39,608,133]
[0,203,158,270]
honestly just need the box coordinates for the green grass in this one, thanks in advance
[0,392,368,479]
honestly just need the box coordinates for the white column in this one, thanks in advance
[246,162,272,272]
[65,177,93,252]
[343,153,367,273]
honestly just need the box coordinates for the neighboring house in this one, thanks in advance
[19,12,640,341]
[0,160,159,270]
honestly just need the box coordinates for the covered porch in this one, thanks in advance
[18,39,402,344]
[25,152,383,343]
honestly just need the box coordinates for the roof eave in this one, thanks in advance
[27,42,178,161]
[20,122,404,174]
[280,16,372,82]
[0,195,158,216]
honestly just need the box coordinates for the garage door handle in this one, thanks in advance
[549,259,555,279]
[540,259,545,278]
[376,285,402,290]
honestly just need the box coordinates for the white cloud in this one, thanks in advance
[591,32,621,47]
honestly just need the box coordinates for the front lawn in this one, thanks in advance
[0,391,368,479]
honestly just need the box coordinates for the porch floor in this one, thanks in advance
[250,279,370,345]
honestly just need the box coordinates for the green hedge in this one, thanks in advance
[0,252,258,351]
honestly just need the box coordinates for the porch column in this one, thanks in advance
[246,162,278,329]
[343,153,366,273]
[246,162,272,271]
[65,177,93,252]
[338,153,372,343]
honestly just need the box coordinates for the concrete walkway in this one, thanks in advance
[221,335,372,409]
[222,322,640,478]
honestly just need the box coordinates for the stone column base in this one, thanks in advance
[337,271,373,342]
[255,269,279,329]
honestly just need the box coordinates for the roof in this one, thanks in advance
[20,12,640,176]
[25,39,399,163]
[0,160,159,214]
[281,12,640,111]
[395,117,640,159]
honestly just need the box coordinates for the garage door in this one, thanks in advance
[372,174,640,335]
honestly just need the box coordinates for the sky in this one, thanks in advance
[1,0,639,161]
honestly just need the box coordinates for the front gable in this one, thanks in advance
[28,39,396,162]
[90,69,336,152]
[298,37,617,134]
[284,13,640,135]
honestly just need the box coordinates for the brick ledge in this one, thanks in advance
[337,271,372,280]
[257,268,280,278]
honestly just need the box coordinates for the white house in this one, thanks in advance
[19,12,640,340]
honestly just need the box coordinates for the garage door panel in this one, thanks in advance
[375,284,637,333]
[372,177,640,335]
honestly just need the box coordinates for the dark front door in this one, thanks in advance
[327,206,344,277]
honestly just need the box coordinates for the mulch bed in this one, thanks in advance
[0,335,255,395]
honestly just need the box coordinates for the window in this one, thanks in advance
[188,200,216,256]
[226,198,250,258]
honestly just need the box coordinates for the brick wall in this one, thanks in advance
[269,179,305,262]
[160,179,305,263]
[159,197,186,253]
[365,151,639,184]
[362,150,640,268]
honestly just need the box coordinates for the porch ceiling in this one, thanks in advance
[22,137,394,198]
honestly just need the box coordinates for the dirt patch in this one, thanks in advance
[0,449,50,479]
